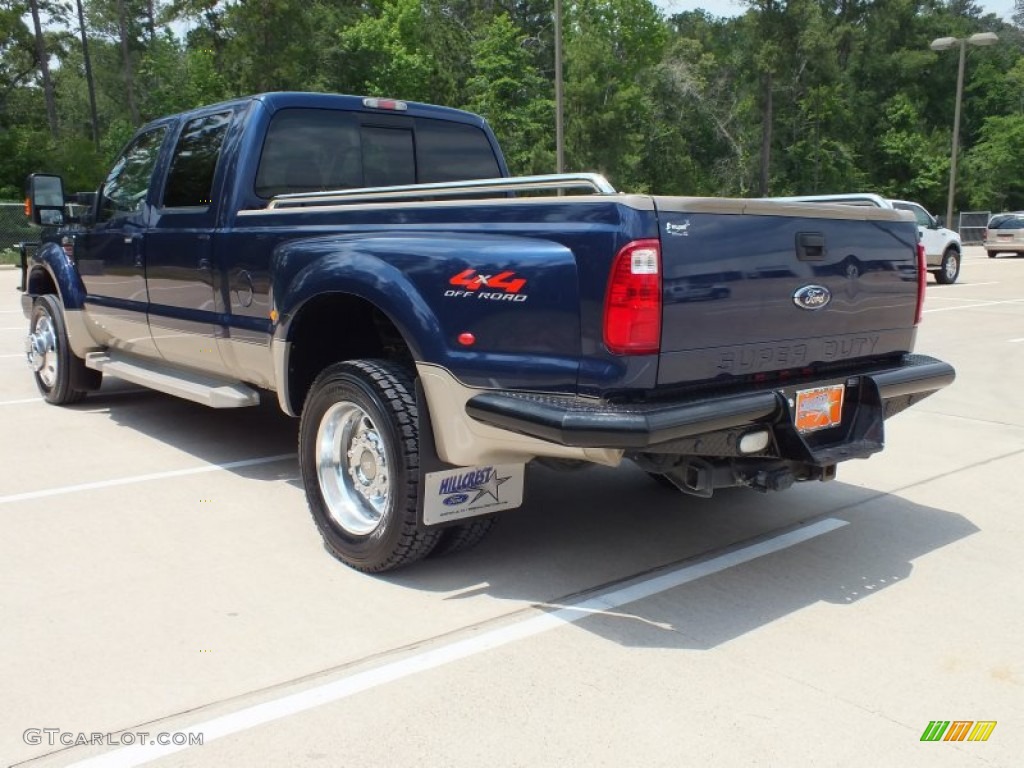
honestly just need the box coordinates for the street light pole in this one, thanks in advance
[947,39,967,229]
[930,32,998,229]
[554,0,565,174]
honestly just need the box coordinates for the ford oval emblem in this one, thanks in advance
[443,493,469,506]
[793,284,832,311]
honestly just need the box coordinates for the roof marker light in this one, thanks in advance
[363,98,409,112]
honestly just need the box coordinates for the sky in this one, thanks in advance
[655,0,1017,22]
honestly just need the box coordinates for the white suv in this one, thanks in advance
[889,200,962,284]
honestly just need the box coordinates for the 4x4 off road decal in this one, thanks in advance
[422,463,526,525]
[445,269,529,302]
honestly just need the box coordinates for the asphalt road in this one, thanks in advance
[1,248,1021,767]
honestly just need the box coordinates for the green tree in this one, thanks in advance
[465,13,553,175]
[963,114,1024,209]
[563,0,668,191]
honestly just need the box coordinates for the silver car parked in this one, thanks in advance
[984,212,1024,258]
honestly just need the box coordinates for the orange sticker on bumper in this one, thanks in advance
[795,384,845,433]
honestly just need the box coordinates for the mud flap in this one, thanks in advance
[414,380,525,529]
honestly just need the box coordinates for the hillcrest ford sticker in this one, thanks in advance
[422,463,526,525]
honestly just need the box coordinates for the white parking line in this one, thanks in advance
[1009,338,1024,343]
[0,326,26,330]
[924,298,1024,314]
[0,397,41,406]
[0,353,25,358]
[0,454,296,506]
[67,518,848,768]
[925,296,999,303]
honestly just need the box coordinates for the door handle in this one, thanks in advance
[123,234,143,267]
[796,232,826,261]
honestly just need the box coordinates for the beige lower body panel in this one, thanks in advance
[65,309,104,359]
[416,363,623,468]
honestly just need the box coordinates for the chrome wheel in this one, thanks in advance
[944,253,959,281]
[315,402,390,536]
[27,314,58,389]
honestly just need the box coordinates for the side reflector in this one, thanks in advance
[24,197,32,218]
[914,242,926,325]
[603,239,661,355]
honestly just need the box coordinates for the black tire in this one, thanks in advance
[298,359,440,573]
[988,251,998,258]
[429,517,496,558]
[935,248,960,284]
[28,295,99,405]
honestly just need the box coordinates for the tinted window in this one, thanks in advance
[991,215,1024,229]
[99,127,167,222]
[255,108,502,198]
[255,109,362,197]
[416,120,500,183]
[163,113,231,208]
[361,126,415,187]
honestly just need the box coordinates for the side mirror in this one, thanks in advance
[25,173,66,226]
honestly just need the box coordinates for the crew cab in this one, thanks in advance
[20,92,955,572]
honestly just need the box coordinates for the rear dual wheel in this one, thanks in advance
[298,360,492,573]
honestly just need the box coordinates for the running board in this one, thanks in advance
[84,352,260,408]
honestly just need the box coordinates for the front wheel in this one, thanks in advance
[935,248,960,284]
[27,295,100,405]
[298,360,440,573]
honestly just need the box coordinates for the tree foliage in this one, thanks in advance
[1,0,1023,213]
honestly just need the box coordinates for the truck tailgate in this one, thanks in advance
[653,198,919,386]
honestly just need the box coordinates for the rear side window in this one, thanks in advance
[416,120,501,183]
[894,203,933,227]
[163,112,231,208]
[254,108,501,198]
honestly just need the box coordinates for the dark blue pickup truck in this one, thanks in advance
[20,92,954,572]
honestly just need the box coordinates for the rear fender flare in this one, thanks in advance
[273,245,442,363]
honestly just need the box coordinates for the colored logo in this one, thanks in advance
[793,284,832,310]
[438,466,510,505]
[920,721,997,742]
[449,269,526,293]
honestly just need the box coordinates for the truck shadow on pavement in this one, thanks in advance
[385,463,980,651]
[68,382,299,477]
[76,385,977,652]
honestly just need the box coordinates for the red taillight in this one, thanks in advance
[24,197,32,218]
[603,239,661,355]
[914,242,926,325]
